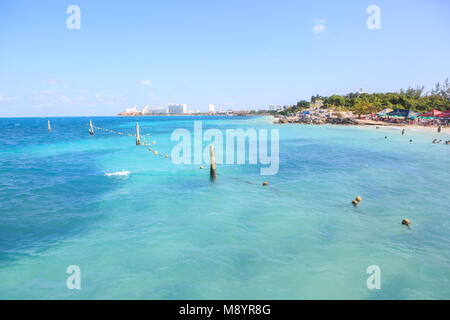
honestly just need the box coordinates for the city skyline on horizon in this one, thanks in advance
[1,0,449,117]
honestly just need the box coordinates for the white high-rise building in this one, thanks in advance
[142,105,167,115]
[208,104,215,113]
[168,104,187,114]
[269,105,281,111]
[125,107,138,113]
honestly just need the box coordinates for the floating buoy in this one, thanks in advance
[200,166,204,169]
[352,196,362,206]
[154,151,158,154]
[402,219,411,227]
[262,182,269,186]
[165,155,169,158]
[152,141,156,144]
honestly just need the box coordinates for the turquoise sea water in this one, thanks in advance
[0,116,449,299]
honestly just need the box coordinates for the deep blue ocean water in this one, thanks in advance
[0,116,449,299]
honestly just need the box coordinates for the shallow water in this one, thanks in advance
[0,116,449,299]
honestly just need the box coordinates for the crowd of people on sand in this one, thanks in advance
[363,108,450,128]
[275,107,450,129]
[367,116,449,128]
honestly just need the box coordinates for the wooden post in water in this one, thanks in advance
[89,120,94,135]
[136,122,141,145]
[48,120,51,133]
[210,145,216,181]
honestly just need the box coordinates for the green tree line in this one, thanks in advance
[280,79,450,115]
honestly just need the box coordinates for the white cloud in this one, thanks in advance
[95,93,122,105]
[32,90,72,106]
[42,79,57,86]
[0,92,19,102]
[313,19,326,33]
[39,90,56,95]
[140,80,152,85]
[313,24,326,33]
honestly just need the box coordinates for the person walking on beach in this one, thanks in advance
[402,129,405,135]
[438,126,441,133]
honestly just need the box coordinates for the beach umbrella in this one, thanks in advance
[377,108,393,116]
[387,109,409,117]
[418,109,442,118]
[406,110,420,119]
[437,110,450,118]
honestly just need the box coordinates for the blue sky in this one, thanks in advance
[0,0,449,116]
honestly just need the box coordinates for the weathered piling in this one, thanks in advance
[210,145,216,181]
[89,120,94,135]
[136,123,141,145]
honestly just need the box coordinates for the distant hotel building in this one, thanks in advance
[168,104,187,114]
[208,104,215,113]
[142,104,167,115]
[269,105,282,111]
[125,107,138,113]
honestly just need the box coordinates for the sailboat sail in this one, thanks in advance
[89,120,94,135]
[48,120,51,133]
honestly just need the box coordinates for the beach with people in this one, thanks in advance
[1,0,450,304]
[1,116,449,299]
[273,103,450,141]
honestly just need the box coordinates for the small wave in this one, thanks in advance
[105,171,130,177]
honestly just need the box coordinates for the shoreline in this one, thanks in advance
[274,117,449,134]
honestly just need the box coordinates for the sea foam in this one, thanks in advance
[105,171,130,177]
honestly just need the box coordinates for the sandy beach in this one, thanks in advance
[354,119,450,134]
[274,116,450,136]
